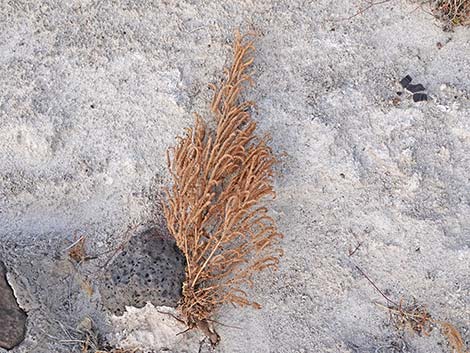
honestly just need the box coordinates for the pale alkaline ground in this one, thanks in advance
[0,1,469,353]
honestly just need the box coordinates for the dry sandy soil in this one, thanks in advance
[1,1,469,353]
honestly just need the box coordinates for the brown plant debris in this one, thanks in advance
[67,235,87,263]
[344,1,470,27]
[376,302,468,353]
[354,264,468,353]
[163,31,283,345]
[438,321,468,353]
[376,300,433,336]
[432,0,470,26]
[80,276,94,297]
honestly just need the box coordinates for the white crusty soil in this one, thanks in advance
[1,1,469,352]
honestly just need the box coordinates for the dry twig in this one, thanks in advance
[341,0,393,20]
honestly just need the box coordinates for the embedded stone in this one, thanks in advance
[99,226,186,316]
[0,261,27,350]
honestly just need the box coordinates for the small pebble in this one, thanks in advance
[413,93,428,102]
[399,75,412,88]
[407,83,425,93]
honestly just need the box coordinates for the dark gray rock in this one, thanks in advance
[413,93,428,102]
[406,83,426,93]
[99,226,186,316]
[399,75,412,88]
[0,261,27,350]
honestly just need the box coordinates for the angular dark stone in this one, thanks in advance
[0,261,27,350]
[399,75,412,88]
[413,93,428,102]
[406,83,425,93]
[99,226,186,316]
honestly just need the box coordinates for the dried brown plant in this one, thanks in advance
[163,32,283,344]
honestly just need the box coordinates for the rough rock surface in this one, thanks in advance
[0,1,469,353]
[0,261,27,350]
[109,304,201,353]
[100,226,185,316]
